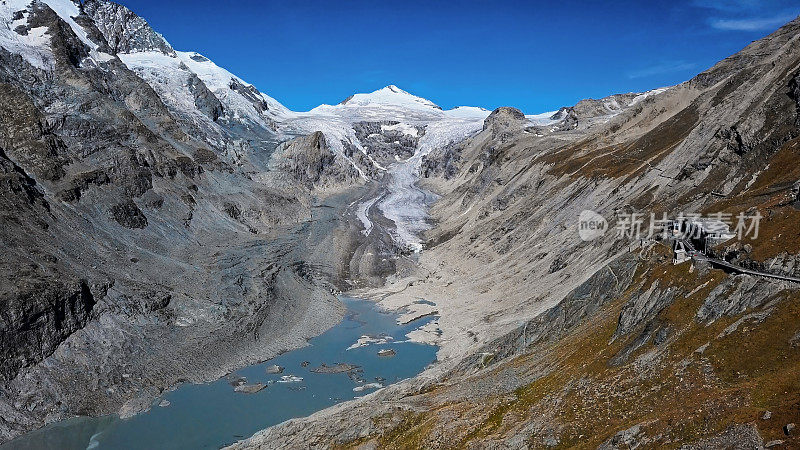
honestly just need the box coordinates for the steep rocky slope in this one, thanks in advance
[233,16,800,449]
[0,0,350,441]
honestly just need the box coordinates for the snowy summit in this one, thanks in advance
[338,85,442,110]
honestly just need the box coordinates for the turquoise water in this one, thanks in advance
[3,297,438,449]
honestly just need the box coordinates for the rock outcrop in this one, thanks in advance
[270,131,361,190]
[0,278,96,381]
[482,106,525,137]
[82,0,175,55]
[352,120,423,165]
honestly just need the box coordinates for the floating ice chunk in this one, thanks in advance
[277,375,303,383]
[347,334,393,350]
[353,382,382,392]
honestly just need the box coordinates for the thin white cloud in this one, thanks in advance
[692,0,764,13]
[709,13,797,31]
[627,61,697,79]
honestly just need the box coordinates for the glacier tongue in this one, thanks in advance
[377,116,487,251]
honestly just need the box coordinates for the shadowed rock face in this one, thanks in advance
[187,73,225,121]
[0,278,96,382]
[110,199,148,228]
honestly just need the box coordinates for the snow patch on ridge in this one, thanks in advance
[444,106,492,119]
[0,0,115,70]
[525,110,560,126]
[42,0,114,64]
[119,51,216,127]
[629,87,669,106]
[0,0,52,69]
[176,51,291,122]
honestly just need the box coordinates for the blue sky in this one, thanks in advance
[116,0,800,113]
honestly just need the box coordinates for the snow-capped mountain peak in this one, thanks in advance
[77,0,295,153]
[338,84,442,111]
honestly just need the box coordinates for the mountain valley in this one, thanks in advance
[1,1,800,448]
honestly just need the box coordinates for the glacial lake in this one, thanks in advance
[3,297,438,449]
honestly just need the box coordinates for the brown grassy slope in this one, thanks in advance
[348,252,799,448]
